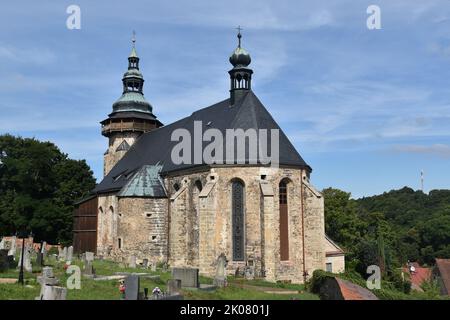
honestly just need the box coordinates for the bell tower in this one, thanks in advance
[101,32,163,176]
[229,27,253,105]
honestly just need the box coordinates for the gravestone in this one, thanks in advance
[8,236,16,259]
[244,266,255,280]
[0,249,10,272]
[18,245,32,272]
[66,246,73,263]
[85,252,94,262]
[151,263,157,272]
[0,238,5,250]
[61,247,67,261]
[129,255,136,268]
[124,275,140,300]
[84,260,95,277]
[167,279,182,295]
[37,267,59,299]
[36,252,44,267]
[142,259,148,269]
[40,285,67,300]
[41,242,47,258]
[172,268,199,288]
[213,253,228,287]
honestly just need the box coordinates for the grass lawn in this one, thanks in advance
[0,256,319,300]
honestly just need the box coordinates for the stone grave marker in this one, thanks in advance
[124,275,140,300]
[213,253,228,287]
[142,259,148,269]
[36,252,44,267]
[172,267,199,288]
[0,238,5,250]
[66,246,73,263]
[8,236,16,259]
[167,279,182,295]
[36,267,59,299]
[85,252,94,262]
[0,249,10,272]
[151,263,157,272]
[40,285,67,300]
[84,260,95,277]
[18,245,32,272]
[244,266,255,280]
[129,255,136,268]
[41,242,47,258]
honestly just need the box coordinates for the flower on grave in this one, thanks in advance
[63,263,69,270]
[119,280,126,293]
[152,287,162,295]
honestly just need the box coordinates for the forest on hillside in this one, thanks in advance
[323,187,450,280]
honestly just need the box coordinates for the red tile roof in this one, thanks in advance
[335,278,378,300]
[402,264,432,291]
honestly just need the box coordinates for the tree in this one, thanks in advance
[0,134,95,243]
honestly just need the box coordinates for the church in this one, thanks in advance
[73,31,344,283]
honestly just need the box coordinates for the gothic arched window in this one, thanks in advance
[279,179,289,261]
[232,179,245,261]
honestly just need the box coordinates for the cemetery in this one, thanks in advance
[0,238,318,300]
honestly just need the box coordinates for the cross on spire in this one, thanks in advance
[236,25,243,48]
[132,30,136,48]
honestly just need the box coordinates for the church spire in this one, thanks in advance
[229,27,253,105]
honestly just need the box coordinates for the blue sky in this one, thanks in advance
[1,0,450,198]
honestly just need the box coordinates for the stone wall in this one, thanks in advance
[115,197,168,264]
[165,166,326,284]
[97,194,119,257]
[95,165,327,283]
[103,132,141,177]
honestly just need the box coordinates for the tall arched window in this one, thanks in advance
[279,179,289,261]
[232,179,245,261]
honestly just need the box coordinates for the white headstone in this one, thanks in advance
[62,247,68,261]
[18,245,32,272]
[41,242,47,256]
[0,238,5,250]
[85,252,94,262]
[41,285,67,300]
[66,246,73,262]
[8,236,16,259]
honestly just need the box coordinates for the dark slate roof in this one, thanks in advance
[93,91,310,194]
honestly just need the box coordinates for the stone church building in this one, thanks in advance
[73,32,344,283]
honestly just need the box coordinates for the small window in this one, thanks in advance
[173,183,180,192]
[326,263,332,273]
[152,235,157,241]
[118,238,122,249]
[146,213,152,218]
[195,180,203,192]
[261,175,267,180]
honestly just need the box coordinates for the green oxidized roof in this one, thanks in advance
[112,92,153,113]
[117,164,166,197]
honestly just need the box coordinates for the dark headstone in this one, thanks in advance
[36,252,44,267]
[0,249,9,272]
[125,275,140,300]
[172,267,199,288]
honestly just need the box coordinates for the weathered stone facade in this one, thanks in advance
[103,132,141,177]
[96,166,327,283]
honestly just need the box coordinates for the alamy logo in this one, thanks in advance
[170,121,280,167]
